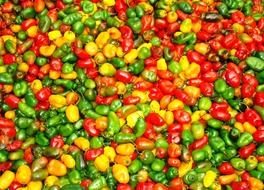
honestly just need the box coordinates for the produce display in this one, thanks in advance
[0,0,264,189]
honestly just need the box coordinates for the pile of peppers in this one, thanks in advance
[0,0,264,189]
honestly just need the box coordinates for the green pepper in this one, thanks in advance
[182,130,194,146]
[134,117,146,137]
[17,129,26,141]
[85,110,101,120]
[224,147,237,161]
[155,138,169,150]
[0,150,8,163]
[177,1,194,14]
[5,39,16,54]
[149,171,167,184]
[243,4,252,16]
[237,132,253,147]
[42,147,61,158]
[92,10,110,21]
[231,158,246,171]
[168,60,182,74]
[249,170,264,180]
[253,51,264,60]
[207,118,222,129]
[110,57,126,68]
[62,52,78,63]
[151,158,165,171]
[128,159,143,174]
[246,156,258,171]
[80,0,94,13]
[21,137,35,149]
[173,33,196,44]
[114,133,136,144]
[138,47,151,60]
[214,79,228,94]
[32,169,48,181]
[90,137,104,149]
[15,117,34,128]
[209,136,225,152]
[195,161,212,173]
[35,132,49,146]
[254,105,264,120]
[126,17,142,34]
[257,162,264,172]
[13,80,28,97]
[106,168,117,190]
[257,144,264,155]
[46,115,61,127]
[220,128,235,147]
[141,70,157,82]
[21,7,36,19]
[139,150,155,165]
[9,150,24,160]
[166,167,179,180]
[246,57,264,71]
[222,86,235,100]
[73,21,85,35]
[62,63,74,74]
[183,170,197,185]
[211,153,224,167]
[191,121,204,140]
[61,184,85,190]
[128,59,144,75]
[63,12,82,25]
[126,8,137,18]
[18,102,35,118]
[95,104,110,115]
[107,111,121,136]
[110,99,122,112]
[88,176,107,190]
[54,79,74,89]
[59,123,74,137]
[192,149,207,163]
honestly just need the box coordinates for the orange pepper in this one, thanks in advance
[114,155,132,166]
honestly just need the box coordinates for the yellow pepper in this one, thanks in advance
[85,42,98,56]
[0,66,7,73]
[66,105,80,123]
[192,110,206,122]
[157,58,167,71]
[49,95,67,109]
[0,170,15,190]
[94,154,110,172]
[2,35,17,43]
[103,44,117,59]
[239,33,253,43]
[249,177,264,189]
[150,100,160,113]
[243,122,257,134]
[39,45,56,57]
[137,170,148,182]
[108,27,121,39]
[179,56,190,71]
[64,31,76,42]
[115,81,127,94]
[103,0,115,6]
[203,170,217,188]
[234,122,245,133]
[95,31,110,48]
[30,79,42,94]
[112,164,129,184]
[127,111,144,127]
[233,23,244,33]
[192,21,202,33]
[27,26,38,38]
[115,155,132,166]
[165,111,174,125]
[194,43,210,55]
[48,30,62,40]
[49,70,61,80]
[5,110,15,119]
[138,2,153,14]
[179,158,193,177]
[185,62,201,79]
[158,110,166,120]
[16,165,31,184]
[168,99,184,111]
[167,11,178,23]
[116,47,125,57]
[18,62,29,73]
[61,71,77,80]
[61,154,76,169]
[54,37,69,47]
[27,181,42,190]
[132,90,149,104]
[10,24,21,33]
[4,85,13,94]
[99,63,116,77]
[104,146,116,162]
[124,49,138,64]
[47,160,67,176]
[45,176,59,187]
[184,86,201,99]
[116,143,135,156]
[180,18,192,33]
[74,137,90,151]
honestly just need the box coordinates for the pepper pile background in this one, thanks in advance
[0,0,264,189]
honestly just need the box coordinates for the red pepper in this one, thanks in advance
[189,134,208,150]
[169,177,184,190]
[114,0,127,12]
[188,78,203,87]
[119,25,133,39]
[83,118,100,137]
[122,38,134,53]
[155,19,167,29]
[116,70,133,83]
[146,113,165,126]
[35,100,50,111]
[36,87,51,101]
[0,118,15,128]
[158,80,176,95]
[167,22,180,34]
[254,92,264,107]
[28,64,39,75]
[104,95,118,105]
[218,162,235,175]
[244,109,263,127]
[201,61,212,73]
[3,54,16,64]
[258,18,264,30]
[176,10,188,20]
[173,110,191,124]
[253,130,264,143]
[197,31,211,41]
[231,181,250,190]
[168,124,183,133]
[157,70,174,80]
[50,135,65,148]
[202,71,218,83]
[231,11,245,24]
[210,40,223,51]
[75,48,90,59]
[9,181,23,190]
[151,46,163,58]
[86,68,99,79]
[77,58,94,68]
[167,132,181,144]
[123,96,140,105]
[156,147,167,159]
[2,2,13,12]
[5,94,20,108]
[186,50,206,64]
[134,81,153,91]
[168,158,181,167]
[50,58,63,71]
[81,179,92,190]
[136,182,155,190]
[241,171,251,182]
[117,184,133,190]
[6,140,23,151]
[175,89,189,103]
[211,109,231,121]
[225,69,240,88]
[238,143,256,159]
[143,123,156,139]
[235,113,246,123]
[21,19,37,31]
[24,147,34,164]
[222,33,238,49]
[85,148,104,160]
[141,15,153,33]
[149,87,163,100]
[242,74,258,88]
[0,162,12,172]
